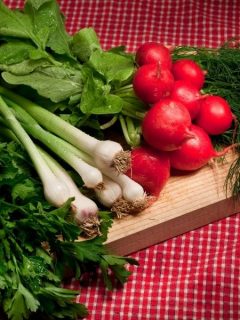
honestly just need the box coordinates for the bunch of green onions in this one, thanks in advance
[0,86,148,235]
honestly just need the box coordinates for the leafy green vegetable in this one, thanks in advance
[0,41,36,65]
[88,49,135,86]
[0,141,138,319]
[0,59,50,75]
[0,1,35,41]
[0,0,72,57]
[71,27,101,62]
[24,0,72,56]
[80,70,123,115]
[2,66,83,103]
[0,0,146,148]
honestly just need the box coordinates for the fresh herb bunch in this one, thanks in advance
[172,43,240,196]
[0,141,137,320]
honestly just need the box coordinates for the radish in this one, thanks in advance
[172,59,205,90]
[135,42,172,69]
[132,63,174,104]
[170,80,203,120]
[142,98,193,151]
[126,145,170,197]
[169,124,234,171]
[195,95,235,135]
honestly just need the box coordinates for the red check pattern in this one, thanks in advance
[4,1,240,319]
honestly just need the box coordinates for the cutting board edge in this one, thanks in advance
[105,196,240,256]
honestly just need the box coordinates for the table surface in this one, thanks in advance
[5,1,240,319]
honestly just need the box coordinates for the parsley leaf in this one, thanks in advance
[0,141,137,319]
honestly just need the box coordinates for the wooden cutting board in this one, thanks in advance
[105,153,240,256]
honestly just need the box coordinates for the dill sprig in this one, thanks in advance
[225,156,240,198]
[173,42,240,196]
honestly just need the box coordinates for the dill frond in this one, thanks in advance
[173,42,240,195]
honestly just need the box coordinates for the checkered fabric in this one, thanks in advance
[69,213,240,320]
[5,0,240,51]
[4,1,240,319]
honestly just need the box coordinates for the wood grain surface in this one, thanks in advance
[105,153,240,256]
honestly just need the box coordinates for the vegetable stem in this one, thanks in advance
[38,146,100,236]
[0,86,130,173]
[5,98,103,189]
[0,126,19,143]
[119,115,141,147]
[100,115,118,130]
[0,96,71,207]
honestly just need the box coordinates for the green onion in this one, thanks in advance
[0,86,131,173]
[5,98,103,189]
[0,96,71,208]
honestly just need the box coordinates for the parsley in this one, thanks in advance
[0,142,138,319]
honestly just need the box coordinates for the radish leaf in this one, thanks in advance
[24,0,73,57]
[88,50,135,86]
[2,66,83,103]
[0,2,35,42]
[72,27,101,62]
[0,41,36,65]
[80,72,123,114]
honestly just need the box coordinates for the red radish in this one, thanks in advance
[135,42,172,69]
[195,95,234,135]
[169,124,233,171]
[142,98,193,151]
[170,80,203,120]
[132,63,174,104]
[172,59,205,90]
[126,145,170,197]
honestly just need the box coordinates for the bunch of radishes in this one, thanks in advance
[127,42,236,199]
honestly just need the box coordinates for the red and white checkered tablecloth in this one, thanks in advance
[4,1,240,319]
